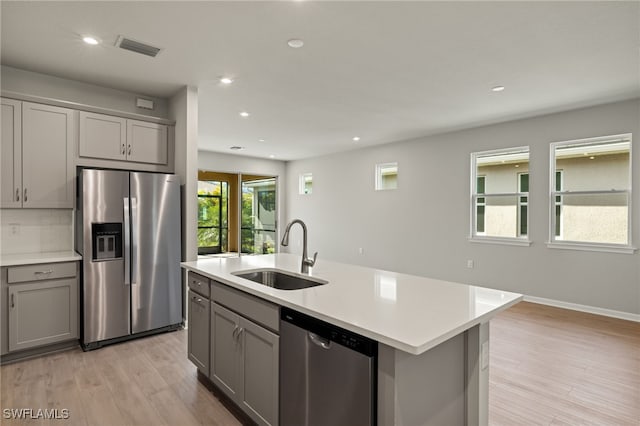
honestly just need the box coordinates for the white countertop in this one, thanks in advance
[1,250,82,267]
[182,253,522,355]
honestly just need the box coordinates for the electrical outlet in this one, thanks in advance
[10,223,20,235]
[467,259,474,269]
[358,247,364,255]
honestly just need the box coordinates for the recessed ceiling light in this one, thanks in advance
[492,86,505,92]
[269,154,275,159]
[258,139,265,142]
[589,156,595,160]
[287,39,304,48]
[220,77,234,85]
[230,146,244,151]
[82,36,99,45]
[239,111,250,117]
[352,136,360,142]
[515,164,520,168]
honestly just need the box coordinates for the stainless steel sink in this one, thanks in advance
[232,269,328,290]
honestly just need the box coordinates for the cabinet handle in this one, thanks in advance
[34,270,53,276]
[122,143,125,155]
[16,188,19,202]
[128,145,132,155]
[232,325,239,340]
[23,188,27,202]
[10,294,14,308]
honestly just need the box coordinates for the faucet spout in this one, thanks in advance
[281,219,317,274]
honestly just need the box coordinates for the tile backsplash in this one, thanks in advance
[0,209,74,255]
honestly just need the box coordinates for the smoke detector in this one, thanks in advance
[115,35,162,58]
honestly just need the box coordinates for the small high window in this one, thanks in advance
[375,162,398,191]
[299,173,313,195]
[470,147,530,244]
[550,134,633,252]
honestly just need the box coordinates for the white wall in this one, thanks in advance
[285,99,640,315]
[198,150,287,248]
[1,66,169,118]
[170,87,199,263]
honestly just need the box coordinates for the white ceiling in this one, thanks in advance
[2,1,639,161]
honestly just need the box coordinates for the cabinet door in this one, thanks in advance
[211,302,241,400]
[239,317,279,426]
[1,99,22,208]
[188,290,210,376]
[79,111,127,161]
[126,120,168,165]
[8,278,78,352]
[21,102,74,208]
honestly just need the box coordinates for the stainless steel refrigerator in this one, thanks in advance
[76,169,182,350]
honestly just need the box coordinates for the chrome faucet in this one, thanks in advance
[281,219,317,274]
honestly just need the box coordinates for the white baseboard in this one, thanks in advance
[523,295,640,323]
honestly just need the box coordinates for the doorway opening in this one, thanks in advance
[198,170,277,257]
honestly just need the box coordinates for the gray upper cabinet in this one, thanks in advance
[78,111,127,161]
[126,119,168,165]
[78,111,168,166]
[1,100,74,209]
[1,98,22,208]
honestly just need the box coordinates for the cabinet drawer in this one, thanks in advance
[8,262,77,284]
[188,271,210,298]
[211,281,279,333]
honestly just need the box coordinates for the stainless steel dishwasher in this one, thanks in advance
[280,307,377,426]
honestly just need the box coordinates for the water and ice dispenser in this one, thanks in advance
[91,223,123,261]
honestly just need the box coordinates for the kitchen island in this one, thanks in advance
[181,253,522,426]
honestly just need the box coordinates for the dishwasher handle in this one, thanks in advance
[308,332,331,349]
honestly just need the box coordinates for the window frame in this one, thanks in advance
[548,133,635,254]
[469,146,531,246]
[299,173,313,195]
[197,180,228,255]
[476,175,486,236]
[517,172,529,237]
[375,162,398,191]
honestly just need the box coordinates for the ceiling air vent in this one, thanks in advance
[115,35,162,58]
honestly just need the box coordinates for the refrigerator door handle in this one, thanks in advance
[131,197,138,288]
[124,197,130,286]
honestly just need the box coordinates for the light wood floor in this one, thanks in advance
[1,301,638,425]
[489,302,640,426]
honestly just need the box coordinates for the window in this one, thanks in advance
[197,180,228,255]
[299,173,313,194]
[554,170,563,238]
[470,147,530,244]
[518,173,529,237]
[550,134,632,251]
[241,177,277,254]
[375,162,398,190]
[476,176,486,234]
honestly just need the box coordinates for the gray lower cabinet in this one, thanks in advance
[211,301,279,426]
[187,289,210,376]
[3,262,79,353]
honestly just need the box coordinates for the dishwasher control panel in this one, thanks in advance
[281,307,377,357]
